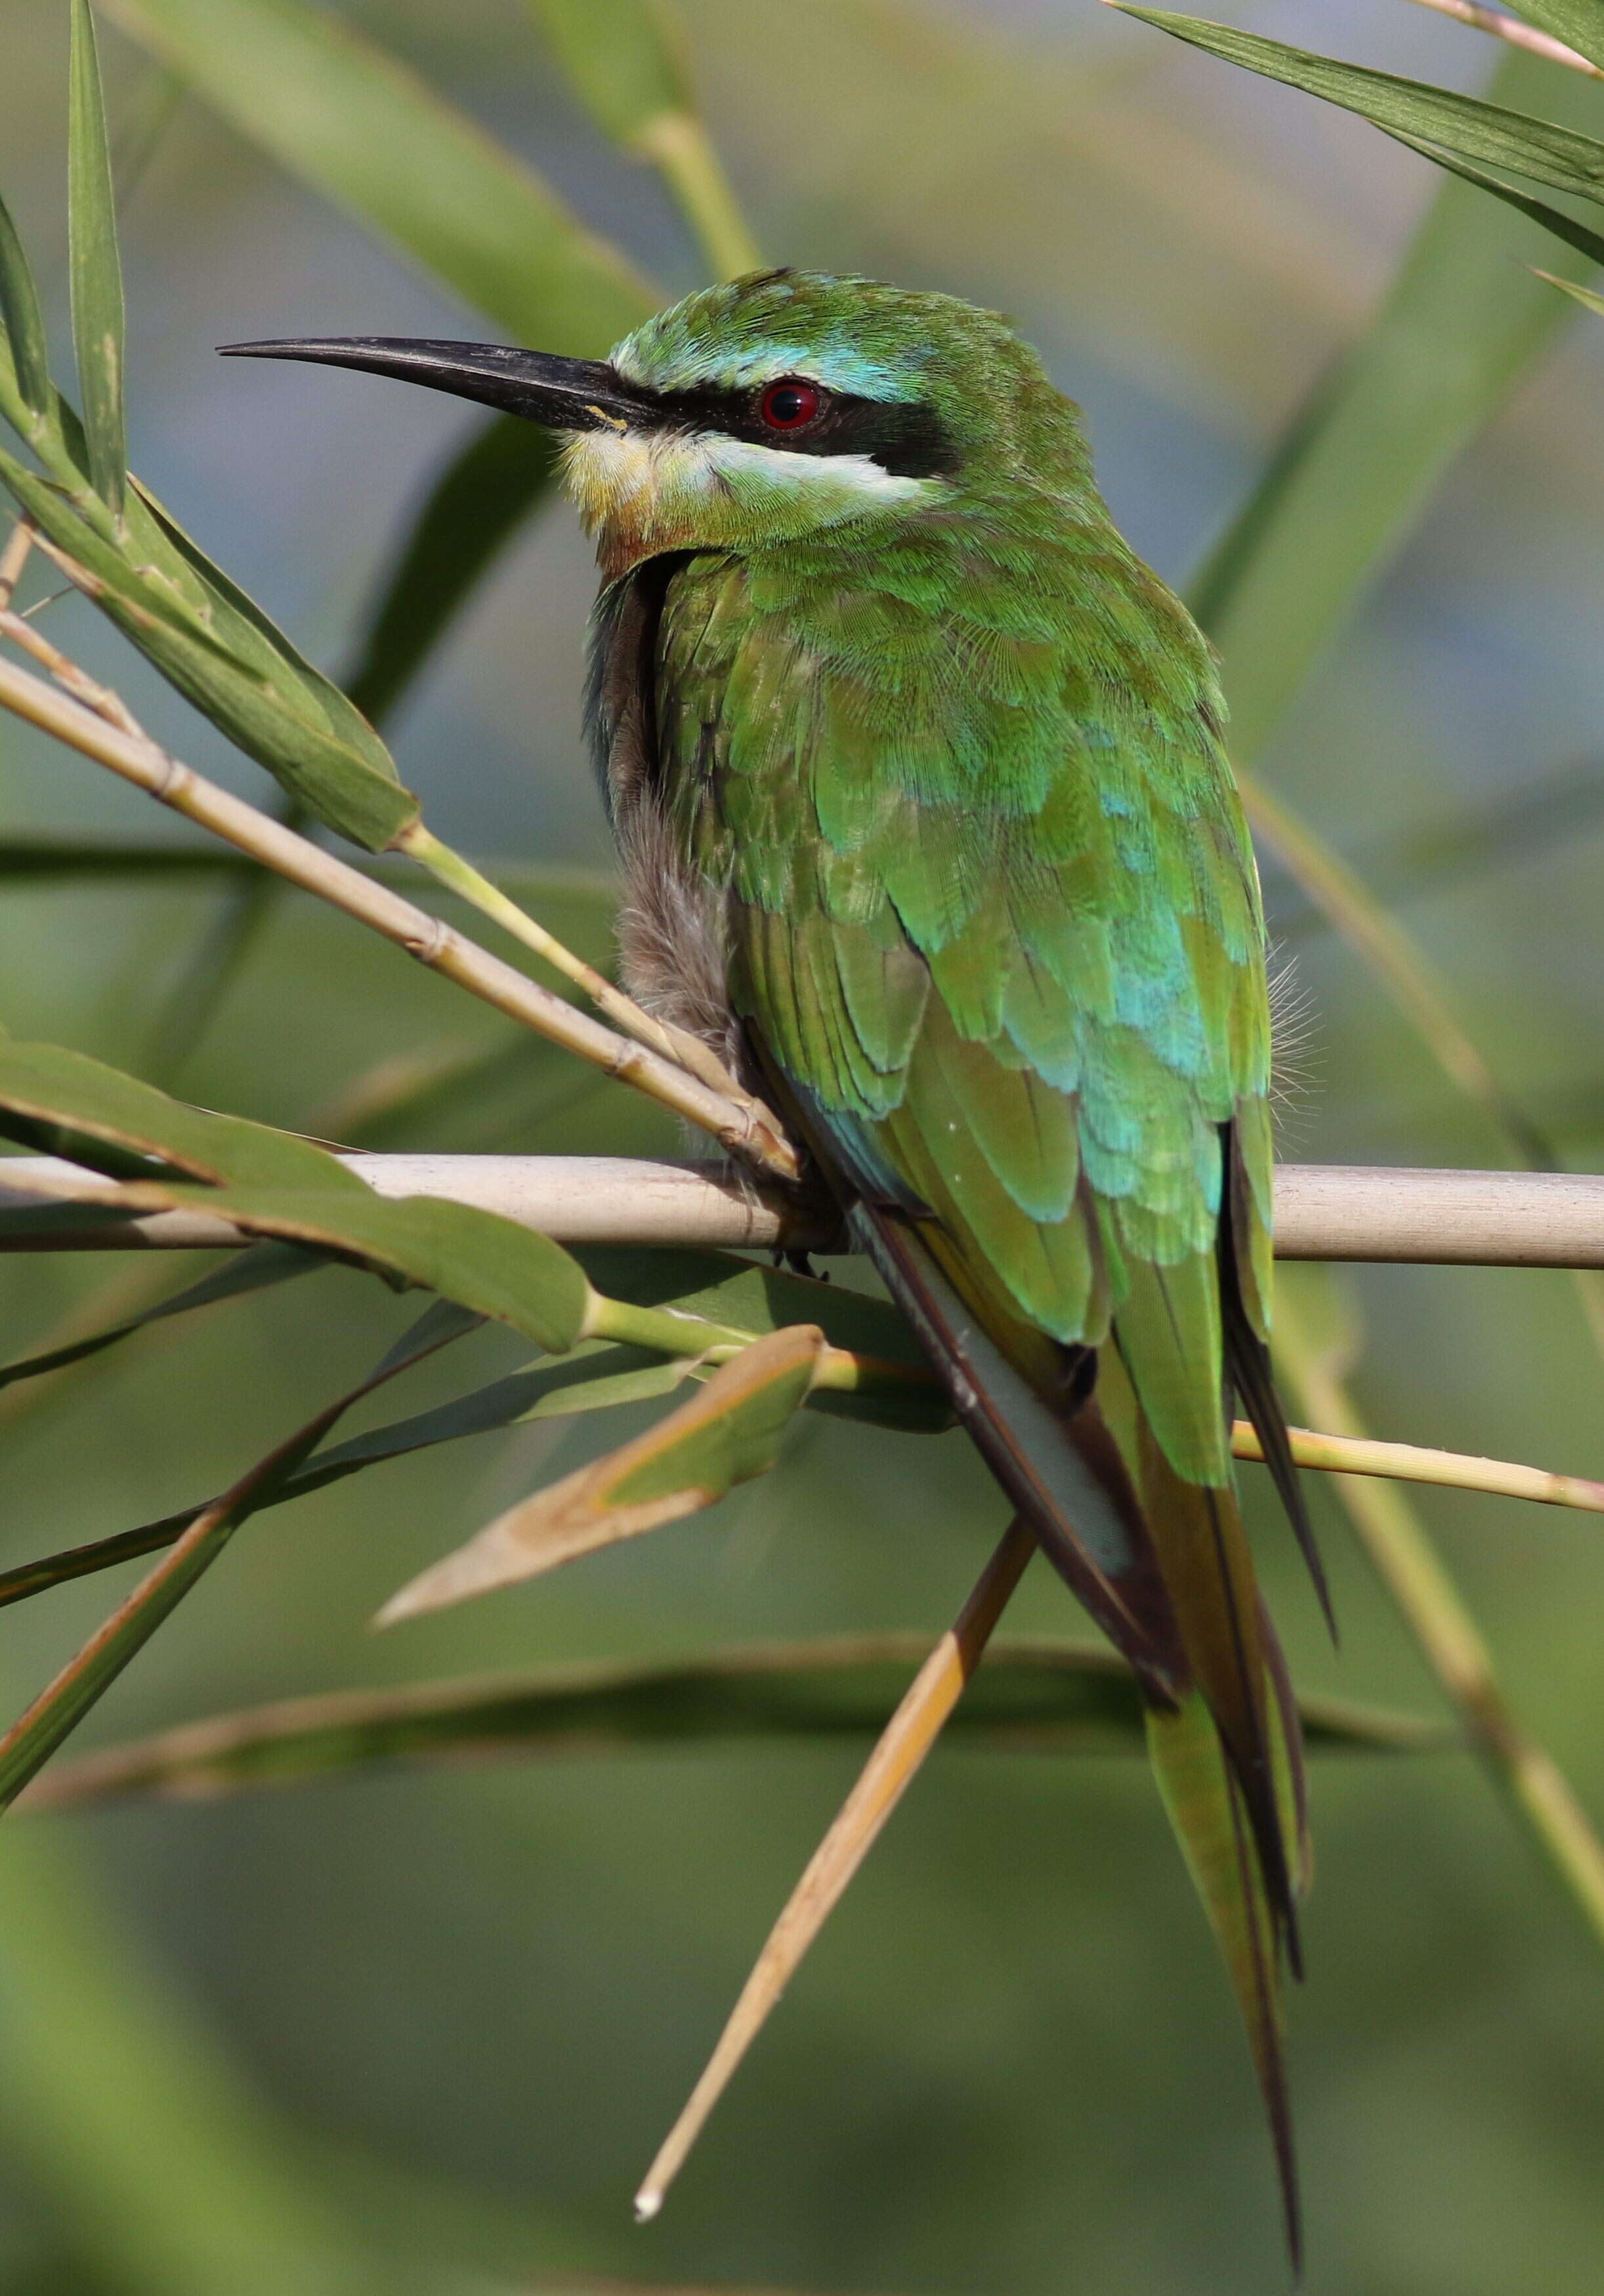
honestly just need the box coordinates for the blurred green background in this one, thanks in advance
[3,1,1603,2290]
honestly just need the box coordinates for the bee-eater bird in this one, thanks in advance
[225,271,1326,2261]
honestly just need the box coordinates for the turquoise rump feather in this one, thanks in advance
[228,270,1327,2263]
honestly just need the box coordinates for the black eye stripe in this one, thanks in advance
[627,379,958,480]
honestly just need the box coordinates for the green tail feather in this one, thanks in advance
[1148,1694,1302,2271]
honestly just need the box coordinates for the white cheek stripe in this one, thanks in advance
[564,425,938,526]
[700,433,937,505]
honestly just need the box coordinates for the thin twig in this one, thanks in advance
[1273,1284,1604,1952]
[1238,1420,1604,1516]
[0,520,35,610]
[635,1516,1036,2220]
[394,823,766,1112]
[0,595,143,736]
[1401,0,1604,77]
[0,653,800,1182]
[6,533,785,1150]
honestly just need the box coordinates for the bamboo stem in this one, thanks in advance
[1272,1285,1604,1952]
[0,654,799,1184]
[635,1516,1036,2221]
[5,1155,1604,1266]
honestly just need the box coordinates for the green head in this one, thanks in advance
[221,270,1088,576]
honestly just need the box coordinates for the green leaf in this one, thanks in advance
[0,1302,468,1810]
[1380,125,1604,277]
[1116,9,1604,212]
[0,1348,700,1616]
[68,0,127,517]
[0,1039,368,1190]
[1511,4,1604,73]
[343,418,559,726]
[0,439,417,850]
[0,837,261,879]
[530,0,760,280]
[378,1323,825,1621]
[106,0,656,348]
[18,1639,1447,1811]
[0,1241,320,1394]
[1533,265,1604,313]
[0,188,53,428]
[0,1325,933,1617]
[1187,39,1601,762]
[123,1185,599,1352]
[574,1243,929,1371]
[534,0,690,146]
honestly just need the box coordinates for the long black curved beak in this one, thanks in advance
[217,336,649,431]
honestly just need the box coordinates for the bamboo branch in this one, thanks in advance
[635,1516,1037,2221]
[1401,0,1604,78]
[1272,1284,1604,1952]
[0,654,799,1184]
[392,822,760,1108]
[3,1154,1603,1266]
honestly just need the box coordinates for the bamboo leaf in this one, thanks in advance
[0,1303,468,1809]
[343,419,559,726]
[1185,39,1602,758]
[1382,125,1604,269]
[0,1333,934,1618]
[1511,4,1604,72]
[535,0,692,145]
[0,441,417,850]
[18,1639,1445,1812]
[530,0,761,279]
[68,0,127,518]
[0,1242,320,1393]
[1533,264,1604,311]
[0,1039,367,1190]
[377,1324,825,1623]
[0,190,53,429]
[105,0,656,348]
[1116,9,1604,211]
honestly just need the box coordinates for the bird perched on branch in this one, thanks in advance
[226,272,1326,2263]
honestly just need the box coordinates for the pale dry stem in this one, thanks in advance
[635,1516,1036,2219]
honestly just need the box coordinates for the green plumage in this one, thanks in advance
[232,263,1320,2264]
[593,274,1308,2255]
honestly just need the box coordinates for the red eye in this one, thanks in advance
[759,378,822,430]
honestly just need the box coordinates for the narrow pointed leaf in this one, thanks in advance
[534,0,691,145]
[0,1303,468,1806]
[0,190,53,427]
[68,0,127,517]
[1380,125,1604,269]
[1512,4,1604,72]
[343,419,559,726]
[106,0,655,346]
[0,1039,366,1190]
[18,1639,1444,1812]
[0,441,417,849]
[1534,265,1604,312]
[1117,9,1604,211]
[0,1335,925,1618]
[379,1324,825,1623]
[0,1242,320,1393]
